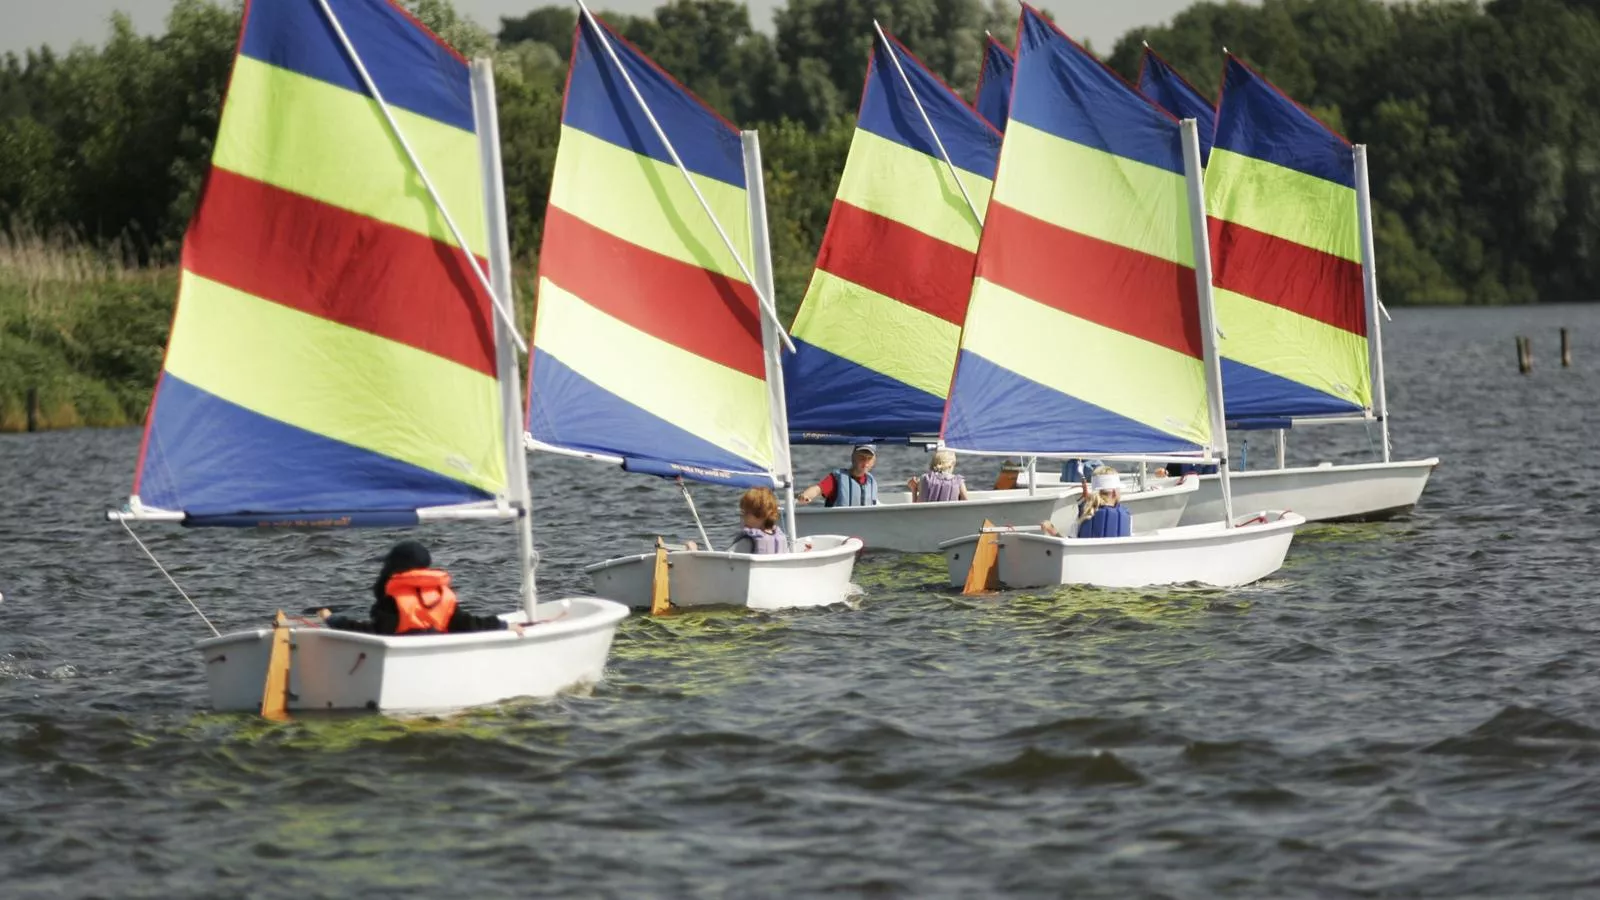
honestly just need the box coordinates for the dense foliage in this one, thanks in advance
[0,0,1596,427]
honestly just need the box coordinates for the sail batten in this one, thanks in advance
[527,13,774,488]
[784,31,1001,444]
[941,7,1211,458]
[1205,56,1370,421]
[132,0,506,523]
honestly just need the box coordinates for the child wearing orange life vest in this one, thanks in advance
[322,540,523,635]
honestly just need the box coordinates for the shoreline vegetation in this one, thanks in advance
[4,0,1597,432]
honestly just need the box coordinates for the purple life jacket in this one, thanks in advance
[917,472,964,503]
[731,526,787,555]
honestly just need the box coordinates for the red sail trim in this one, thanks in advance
[1208,217,1366,335]
[815,201,976,327]
[539,205,765,378]
[182,168,497,376]
[976,202,1203,358]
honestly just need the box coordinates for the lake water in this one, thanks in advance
[2,305,1598,897]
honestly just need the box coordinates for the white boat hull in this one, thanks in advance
[586,535,864,611]
[197,597,629,714]
[791,479,1195,553]
[942,511,1304,589]
[1176,459,1439,526]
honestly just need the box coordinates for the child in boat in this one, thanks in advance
[727,487,788,554]
[1041,466,1131,538]
[796,444,878,507]
[321,540,523,635]
[908,449,969,502]
[1074,466,1132,537]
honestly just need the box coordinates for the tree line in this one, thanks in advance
[3,0,1599,313]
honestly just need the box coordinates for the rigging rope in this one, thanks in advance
[118,519,222,637]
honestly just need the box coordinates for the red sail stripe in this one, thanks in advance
[183,167,496,375]
[1208,217,1366,335]
[814,200,976,327]
[539,205,764,378]
[976,202,1204,358]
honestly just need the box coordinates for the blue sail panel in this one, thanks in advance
[1138,47,1216,163]
[857,33,1003,176]
[529,352,773,488]
[943,351,1206,455]
[783,339,947,443]
[137,374,492,520]
[976,37,1015,133]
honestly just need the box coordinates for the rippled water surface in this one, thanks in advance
[3,306,1600,898]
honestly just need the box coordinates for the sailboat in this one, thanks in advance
[782,27,1195,554]
[524,6,861,612]
[106,0,628,713]
[1140,51,1438,524]
[938,8,1302,590]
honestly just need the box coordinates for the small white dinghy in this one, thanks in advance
[108,1,627,716]
[793,476,1197,553]
[943,511,1304,589]
[587,535,864,611]
[199,601,627,713]
[1177,458,1439,525]
[524,11,857,612]
[933,19,1299,594]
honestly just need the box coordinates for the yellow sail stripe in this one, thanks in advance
[991,120,1192,267]
[213,56,486,256]
[835,129,991,252]
[533,278,774,467]
[961,277,1211,445]
[789,269,962,398]
[1215,287,1372,407]
[548,125,751,281]
[164,271,506,494]
[1206,148,1360,263]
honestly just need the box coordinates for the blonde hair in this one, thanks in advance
[1077,465,1120,523]
[930,449,957,473]
[739,487,780,529]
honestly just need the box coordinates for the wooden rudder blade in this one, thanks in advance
[260,610,292,721]
[962,519,1001,596]
[650,537,672,616]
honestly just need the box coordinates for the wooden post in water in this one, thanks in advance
[25,386,38,432]
[1561,328,1572,367]
[1517,336,1531,374]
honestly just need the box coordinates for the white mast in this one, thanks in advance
[472,60,540,618]
[742,131,799,547]
[1354,144,1391,463]
[1183,118,1235,527]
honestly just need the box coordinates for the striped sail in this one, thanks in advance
[942,7,1212,457]
[1137,47,1215,163]
[1206,56,1370,424]
[976,36,1014,133]
[132,0,504,526]
[527,13,774,486]
[783,32,1001,443]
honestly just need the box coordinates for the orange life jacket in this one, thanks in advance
[385,569,458,634]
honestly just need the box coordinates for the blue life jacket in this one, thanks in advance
[916,472,963,503]
[730,526,787,554]
[826,469,877,508]
[1171,462,1218,476]
[1076,504,1131,538]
